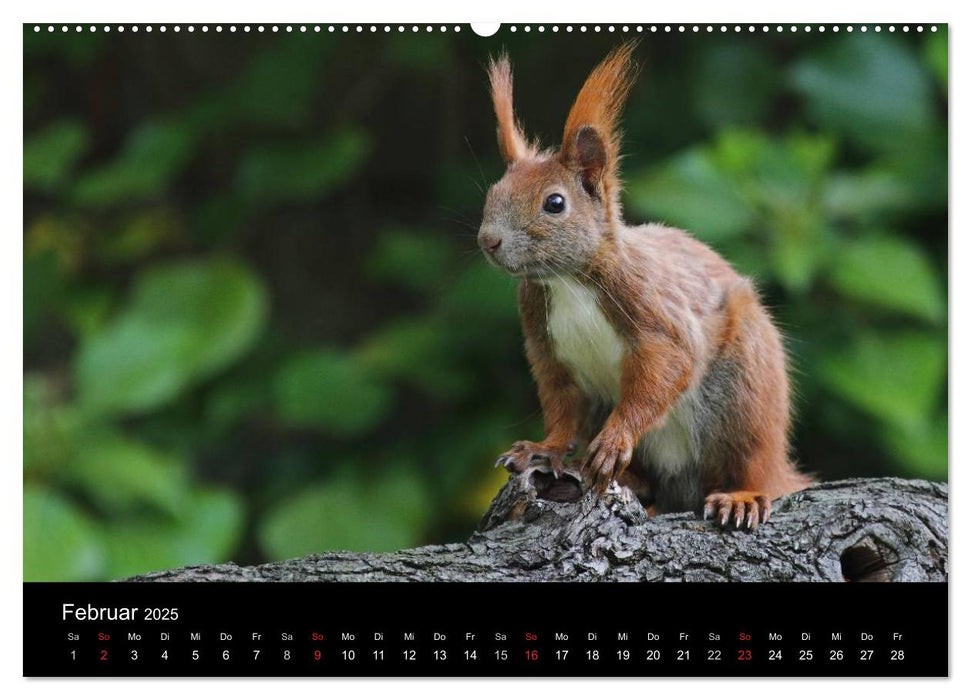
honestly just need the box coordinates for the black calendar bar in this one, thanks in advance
[24,582,947,677]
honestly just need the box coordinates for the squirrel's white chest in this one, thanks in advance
[544,277,699,473]
[545,278,625,403]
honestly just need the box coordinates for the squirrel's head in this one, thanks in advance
[478,43,639,279]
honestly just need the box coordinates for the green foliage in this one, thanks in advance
[817,331,946,477]
[99,209,184,264]
[627,150,755,242]
[23,120,89,192]
[817,331,945,432]
[24,375,248,580]
[23,251,66,341]
[101,488,244,580]
[828,235,945,323]
[881,414,947,480]
[72,121,197,207]
[273,349,393,435]
[23,375,79,478]
[358,317,473,399]
[442,264,520,324]
[259,468,429,557]
[76,259,267,415]
[823,169,920,222]
[388,33,452,71]
[23,29,947,580]
[218,40,328,128]
[791,34,937,154]
[691,43,777,128]
[924,33,948,90]
[631,129,838,292]
[365,229,456,292]
[24,486,105,581]
[68,433,189,516]
[236,129,372,202]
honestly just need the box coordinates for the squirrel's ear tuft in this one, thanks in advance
[560,41,640,204]
[488,53,529,164]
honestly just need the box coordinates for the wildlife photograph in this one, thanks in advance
[23,24,947,583]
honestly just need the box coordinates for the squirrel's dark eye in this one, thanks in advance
[543,193,566,214]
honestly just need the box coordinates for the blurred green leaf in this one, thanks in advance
[710,130,834,205]
[440,264,520,324]
[69,433,188,516]
[61,285,116,339]
[181,488,247,563]
[206,378,269,435]
[365,229,455,292]
[23,252,66,343]
[24,374,79,477]
[259,468,429,558]
[273,348,393,435]
[102,487,245,579]
[24,28,105,66]
[357,317,472,399]
[627,150,755,241]
[234,42,323,125]
[885,139,948,210]
[784,131,839,180]
[187,40,329,132]
[25,214,87,272]
[236,129,372,202]
[768,219,825,293]
[924,32,948,91]
[24,120,90,192]
[388,33,451,71]
[791,35,935,153]
[824,169,919,221]
[706,129,770,176]
[99,209,183,263]
[716,239,770,279]
[191,193,252,245]
[24,486,105,581]
[828,234,945,322]
[72,121,196,207]
[638,130,839,292]
[880,413,947,480]
[817,330,945,430]
[692,43,776,127]
[76,259,268,414]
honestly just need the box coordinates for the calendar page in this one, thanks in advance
[22,20,948,678]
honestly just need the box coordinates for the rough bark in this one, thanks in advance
[130,473,947,583]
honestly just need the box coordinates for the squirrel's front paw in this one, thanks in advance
[495,440,574,475]
[703,491,771,531]
[584,428,635,495]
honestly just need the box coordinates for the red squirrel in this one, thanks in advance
[477,42,812,530]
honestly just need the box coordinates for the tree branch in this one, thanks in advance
[130,473,948,583]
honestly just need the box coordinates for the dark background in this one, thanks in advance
[23,24,948,580]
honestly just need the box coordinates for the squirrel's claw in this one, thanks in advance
[703,491,771,532]
[494,455,514,470]
[583,429,634,496]
[494,441,572,475]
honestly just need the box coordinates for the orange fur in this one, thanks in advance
[487,54,532,163]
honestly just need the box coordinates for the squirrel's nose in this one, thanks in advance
[478,228,503,253]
